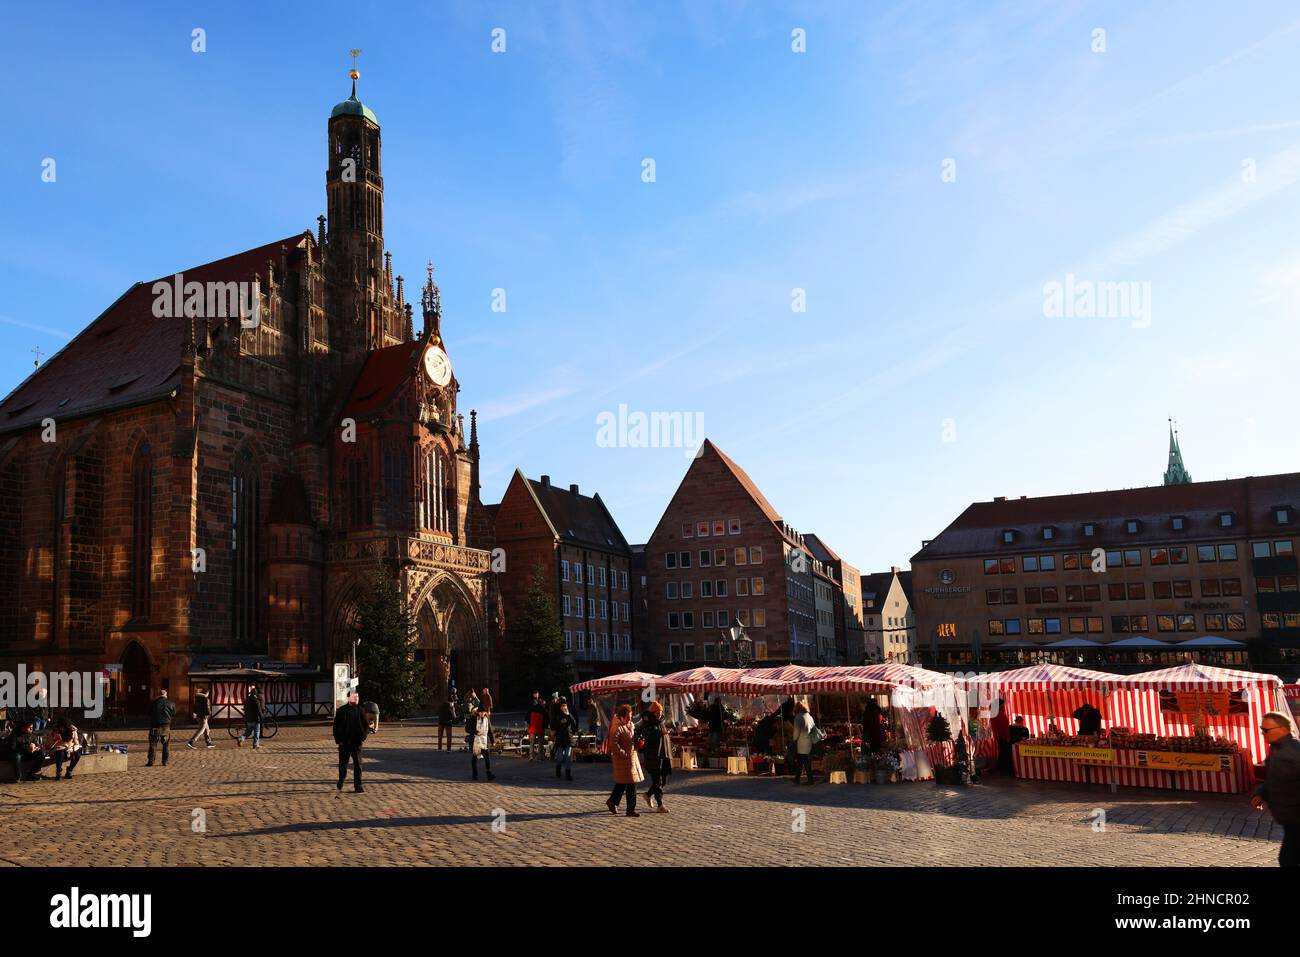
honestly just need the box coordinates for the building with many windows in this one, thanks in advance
[643,440,820,666]
[860,568,915,663]
[492,471,635,685]
[910,472,1300,666]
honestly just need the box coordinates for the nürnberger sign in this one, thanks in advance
[924,569,971,597]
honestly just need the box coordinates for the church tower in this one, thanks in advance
[324,52,405,357]
[1163,420,1192,485]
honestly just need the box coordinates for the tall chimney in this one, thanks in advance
[570,483,579,495]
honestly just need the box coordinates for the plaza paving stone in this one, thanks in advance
[0,722,1283,866]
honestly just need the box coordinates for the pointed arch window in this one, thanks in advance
[231,450,260,643]
[131,442,153,618]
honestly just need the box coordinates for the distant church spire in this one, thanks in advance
[421,261,441,339]
[1163,419,1192,485]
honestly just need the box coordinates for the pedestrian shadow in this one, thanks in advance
[210,808,599,839]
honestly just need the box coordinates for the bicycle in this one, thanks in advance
[227,714,279,740]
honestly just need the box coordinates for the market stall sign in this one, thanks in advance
[1136,750,1231,773]
[1158,690,1246,716]
[1018,745,1114,764]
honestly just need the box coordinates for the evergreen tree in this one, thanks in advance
[353,565,424,720]
[926,712,952,744]
[504,562,571,705]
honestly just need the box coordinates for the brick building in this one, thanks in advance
[0,74,499,711]
[492,470,635,686]
[910,472,1300,667]
[643,440,819,666]
[804,533,863,665]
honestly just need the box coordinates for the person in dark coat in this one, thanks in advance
[333,692,370,793]
[187,687,214,749]
[437,698,455,751]
[862,698,886,753]
[551,699,578,781]
[237,686,266,749]
[1072,702,1103,737]
[635,701,673,812]
[991,697,1012,774]
[1253,711,1300,866]
[707,695,725,754]
[5,721,45,782]
[147,689,176,767]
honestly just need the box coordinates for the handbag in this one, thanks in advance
[809,724,826,745]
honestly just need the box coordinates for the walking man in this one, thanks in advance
[187,686,215,750]
[147,689,176,767]
[237,685,265,749]
[1252,710,1300,866]
[333,692,369,793]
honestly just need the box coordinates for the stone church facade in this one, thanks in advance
[0,77,500,712]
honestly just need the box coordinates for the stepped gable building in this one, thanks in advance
[643,439,818,666]
[0,71,499,711]
[492,470,635,685]
[910,472,1300,666]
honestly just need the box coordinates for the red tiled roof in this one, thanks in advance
[525,475,629,553]
[0,233,311,435]
[340,339,422,419]
[911,473,1300,562]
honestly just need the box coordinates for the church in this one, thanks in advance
[0,70,501,713]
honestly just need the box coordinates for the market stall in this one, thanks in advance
[967,663,1288,794]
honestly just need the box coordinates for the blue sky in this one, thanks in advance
[3,1,1299,573]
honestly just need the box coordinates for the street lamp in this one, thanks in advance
[718,619,753,667]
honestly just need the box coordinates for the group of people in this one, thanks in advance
[2,717,82,782]
[603,700,674,817]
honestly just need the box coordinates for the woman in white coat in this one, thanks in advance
[470,704,496,781]
[791,701,817,785]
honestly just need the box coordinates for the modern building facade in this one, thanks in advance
[0,75,499,710]
[910,473,1300,666]
[492,470,635,684]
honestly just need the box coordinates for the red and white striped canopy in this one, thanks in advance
[659,667,784,695]
[963,664,1117,693]
[781,663,957,695]
[1107,663,1281,691]
[569,671,682,695]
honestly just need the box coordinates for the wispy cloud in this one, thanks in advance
[477,382,580,423]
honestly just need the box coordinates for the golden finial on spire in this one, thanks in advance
[349,48,362,82]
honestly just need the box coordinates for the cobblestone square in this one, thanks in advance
[0,722,1283,867]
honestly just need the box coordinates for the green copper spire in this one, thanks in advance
[1163,420,1192,485]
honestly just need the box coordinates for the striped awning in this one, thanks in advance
[569,672,682,695]
[781,664,958,695]
[659,667,784,695]
[963,664,1117,693]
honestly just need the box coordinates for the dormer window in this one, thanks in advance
[1276,507,1292,525]
[1171,515,1186,531]
[1002,530,1016,544]
[1083,523,1095,537]
[1125,520,1140,534]
[1042,526,1056,541]
[1218,512,1234,528]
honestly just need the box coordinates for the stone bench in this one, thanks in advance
[0,750,129,782]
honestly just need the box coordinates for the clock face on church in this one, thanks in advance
[423,345,451,386]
